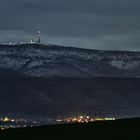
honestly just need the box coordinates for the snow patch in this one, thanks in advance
[110,60,139,70]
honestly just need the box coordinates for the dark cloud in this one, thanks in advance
[0,0,140,51]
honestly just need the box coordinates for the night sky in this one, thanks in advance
[0,0,140,51]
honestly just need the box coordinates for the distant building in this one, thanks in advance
[1,31,42,45]
[30,30,41,44]
[30,38,36,44]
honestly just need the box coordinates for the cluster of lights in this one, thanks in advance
[0,116,116,130]
[56,116,116,124]
[0,117,12,122]
[0,117,26,123]
[0,117,29,130]
[66,116,92,123]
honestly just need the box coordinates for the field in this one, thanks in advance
[0,118,140,140]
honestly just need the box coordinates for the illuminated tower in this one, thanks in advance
[38,30,41,44]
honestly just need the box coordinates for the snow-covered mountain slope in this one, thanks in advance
[0,44,140,78]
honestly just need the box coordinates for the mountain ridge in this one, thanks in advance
[0,44,140,118]
[0,44,140,78]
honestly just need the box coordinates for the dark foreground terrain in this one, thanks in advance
[1,76,140,118]
[0,118,140,140]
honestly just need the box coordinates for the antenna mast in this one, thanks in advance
[38,30,41,44]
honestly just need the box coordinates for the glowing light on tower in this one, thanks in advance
[38,30,41,44]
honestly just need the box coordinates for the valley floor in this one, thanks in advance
[0,118,140,140]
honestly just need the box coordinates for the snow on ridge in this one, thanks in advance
[0,56,29,70]
[110,60,140,70]
[0,45,140,77]
[23,65,90,78]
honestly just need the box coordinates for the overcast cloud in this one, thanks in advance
[0,0,140,51]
